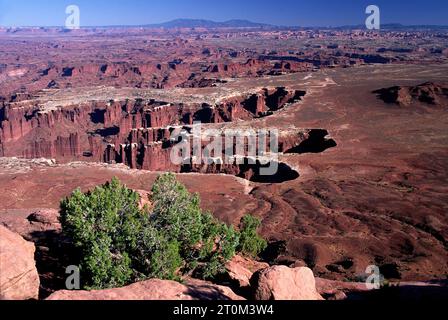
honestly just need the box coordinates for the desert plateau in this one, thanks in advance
[0,1,447,306]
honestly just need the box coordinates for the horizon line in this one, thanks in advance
[1,18,448,29]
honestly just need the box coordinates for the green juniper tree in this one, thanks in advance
[60,174,261,289]
[237,214,268,258]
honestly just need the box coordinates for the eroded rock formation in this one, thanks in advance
[373,82,448,107]
[0,87,312,181]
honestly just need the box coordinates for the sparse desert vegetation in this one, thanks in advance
[60,174,268,289]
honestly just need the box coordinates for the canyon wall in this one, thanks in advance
[0,87,311,180]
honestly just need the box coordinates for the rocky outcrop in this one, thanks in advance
[1,87,311,183]
[225,255,269,288]
[373,82,448,107]
[0,209,64,299]
[0,225,40,300]
[250,266,323,300]
[204,58,308,78]
[0,101,124,160]
[0,87,305,163]
[46,278,244,301]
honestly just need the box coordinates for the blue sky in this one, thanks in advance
[0,0,447,27]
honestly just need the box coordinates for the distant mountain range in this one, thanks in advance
[4,19,448,31]
[143,19,272,29]
[138,20,448,31]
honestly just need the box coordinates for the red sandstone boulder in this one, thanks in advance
[0,225,40,300]
[225,255,269,288]
[251,266,323,300]
[46,279,244,301]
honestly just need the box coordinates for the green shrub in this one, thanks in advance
[150,173,204,255]
[60,178,144,289]
[83,239,133,289]
[150,174,239,279]
[60,174,258,289]
[237,215,268,258]
[148,239,182,280]
[133,223,182,281]
[197,213,240,279]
